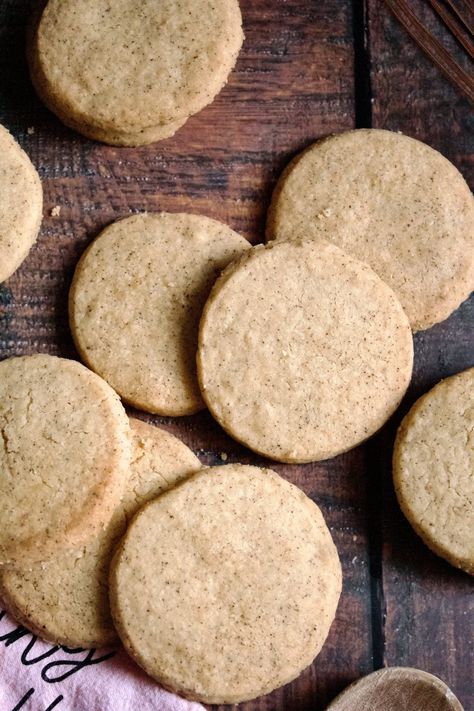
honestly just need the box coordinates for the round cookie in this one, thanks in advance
[69,213,250,416]
[0,124,42,282]
[198,240,413,463]
[267,129,474,331]
[0,418,201,648]
[0,354,131,568]
[110,464,342,704]
[393,368,474,575]
[30,0,243,142]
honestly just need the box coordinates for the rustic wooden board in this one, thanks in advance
[367,2,474,709]
[0,1,472,710]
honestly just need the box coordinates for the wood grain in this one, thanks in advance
[0,1,472,710]
[326,667,464,711]
[367,2,474,710]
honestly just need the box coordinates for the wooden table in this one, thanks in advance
[0,1,472,709]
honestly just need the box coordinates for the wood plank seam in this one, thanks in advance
[353,0,387,678]
[353,0,374,128]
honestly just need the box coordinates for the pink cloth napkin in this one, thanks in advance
[0,606,205,711]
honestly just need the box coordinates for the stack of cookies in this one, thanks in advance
[0,0,473,698]
[0,355,342,704]
[28,0,244,146]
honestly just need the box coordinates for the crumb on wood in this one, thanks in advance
[50,205,61,217]
[27,126,35,135]
[220,452,228,462]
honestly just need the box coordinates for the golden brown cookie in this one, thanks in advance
[29,0,244,144]
[267,129,474,331]
[393,368,474,575]
[0,354,131,568]
[198,240,413,463]
[110,464,342,704]
[27,34,186,146]
[28,72,187,146]
[0,124,42,282]
[0,418,201,647]
[69,213,250,416]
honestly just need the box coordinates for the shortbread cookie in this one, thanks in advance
[27,36,186,146]
[28,68,187,146]
[393,369,474,575]
[267,129,474,331]
[27,0,186,145]
[29,0,243,143]
[198,240,413,463]
[110,464,342,704]
[0,124,42,282]
[0,418,201,647]
[69,213,250,415]
[0,354,131,567]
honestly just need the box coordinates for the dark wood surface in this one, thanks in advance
[0,1,472,710]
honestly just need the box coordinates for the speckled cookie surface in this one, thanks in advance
[0,418,201,647]
[0,124,42,282]
[0,355,131,568]
[267,129,474,331]
[198,240,413,463]
[110,464,342,704]
[30,0,243,139]
[393,369,474,575]
[27,59,187,147]
[27,36,186,146]
[69,213,250,416]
